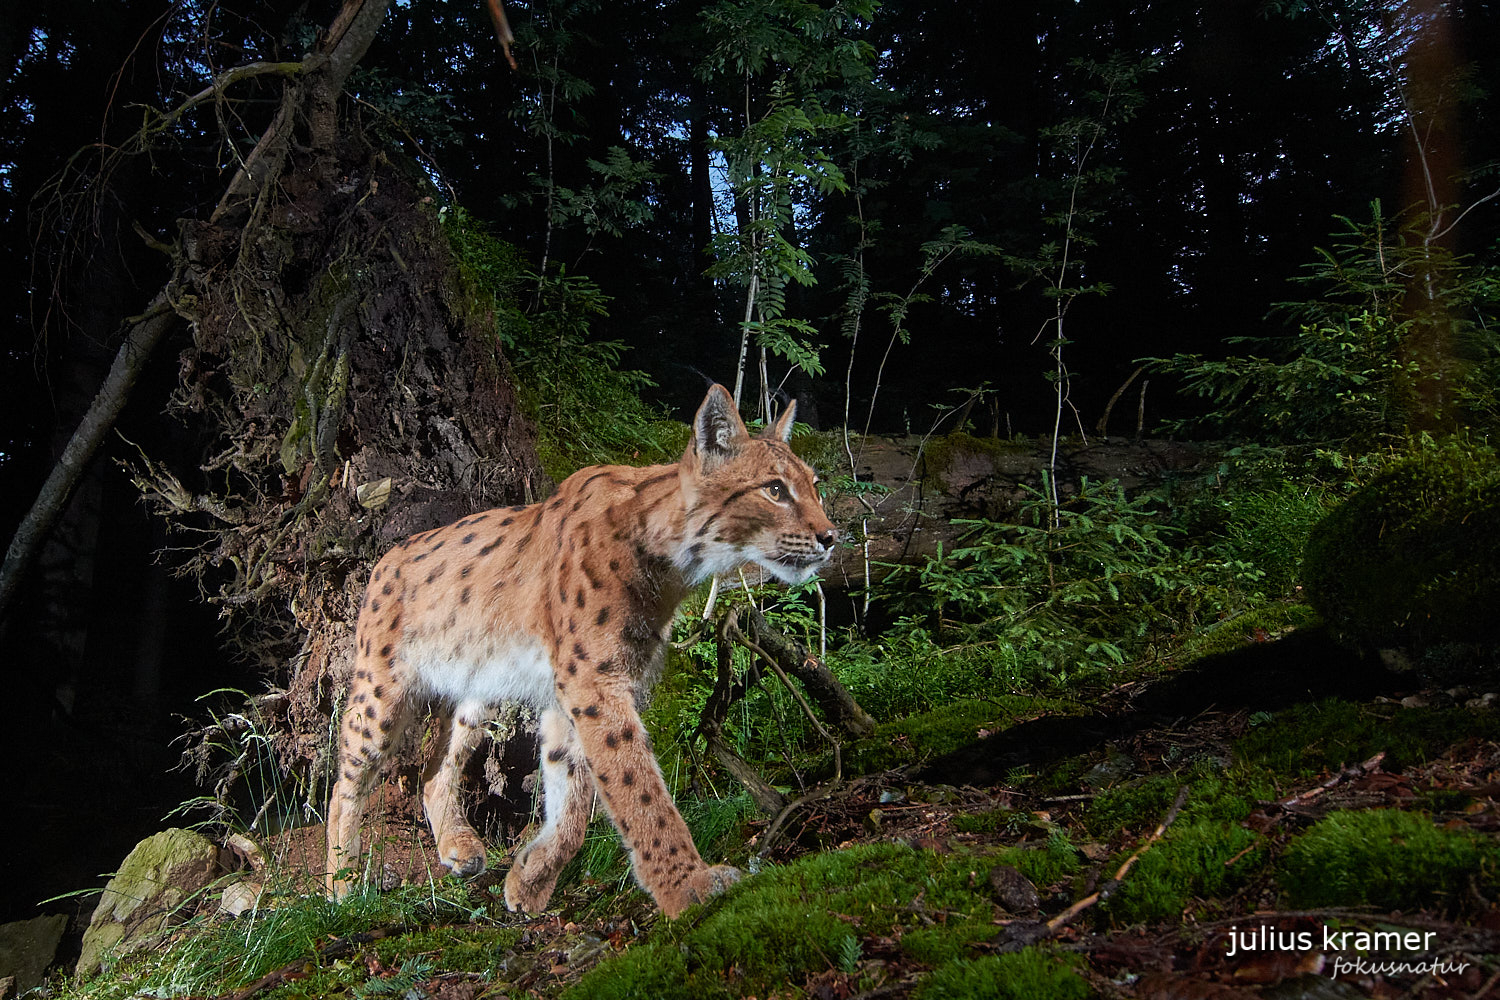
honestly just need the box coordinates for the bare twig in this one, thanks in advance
[1045,784,1189,932]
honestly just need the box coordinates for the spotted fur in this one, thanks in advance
[326,385,836,917]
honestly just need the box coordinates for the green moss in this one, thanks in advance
[1302,436,1500,658]
[1176,603,1322,664]
[371,924,521,974]
[1101,816,1264,924]
[953,808,1022,835]
[900,923,998,965]
[991,831,1082,889]
[565,844,1004,1000]
[1081,770,1274,924]
[923,431,1030,494]
[847,697,1066,775]
[913,948,1090,1000]
[1281,809,1499,911]
[1236,698,1500,777]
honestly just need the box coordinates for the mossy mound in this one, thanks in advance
[1301,438,1500,660]
[563,842,1088,1000]
[1280,809,1499,911]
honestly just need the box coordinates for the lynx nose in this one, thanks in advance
[816,527,837,550]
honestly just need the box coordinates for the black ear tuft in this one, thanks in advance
[693,384,749,469]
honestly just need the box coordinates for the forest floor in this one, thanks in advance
[54,619,1500,1000]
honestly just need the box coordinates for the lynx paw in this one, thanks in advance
[657,864,742,917]
[438,830,487,878]
[502,849,561,913]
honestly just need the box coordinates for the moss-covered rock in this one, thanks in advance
[76,828,224,978]
[1301,438,1500,661]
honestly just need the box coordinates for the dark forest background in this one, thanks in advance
[2,0,1498,935]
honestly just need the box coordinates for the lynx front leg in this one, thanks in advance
[563,688,740,917]
[422,706,490,877]
[504,707,595,913]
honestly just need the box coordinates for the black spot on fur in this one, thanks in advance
[547,747,567,763]
[382,582,394,596]
[461,586,471,604]
[461,564,473,578]
[462,533,476,544]
[478,538,504,556]
[380,644,392,657]
[596,607,611,626]
[583,705,599,718]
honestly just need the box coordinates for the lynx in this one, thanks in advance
[326,385,837,916]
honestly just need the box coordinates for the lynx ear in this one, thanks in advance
[692,384,749,470]
[764,398,797,442]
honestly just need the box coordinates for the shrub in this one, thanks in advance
[1301,437,1500,659]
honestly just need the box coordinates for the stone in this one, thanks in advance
[0,913,68,992]
[988,864,1041,915]
[75,828,224,978]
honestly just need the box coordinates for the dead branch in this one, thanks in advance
[1045,784,1189,933]
[0,287,181,623]
[741,605,876,737]
[693,612,789,817]
[1274,751,1386,811]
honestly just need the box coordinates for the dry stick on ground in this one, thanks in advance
[218,926,406,1000]
[1045,784,1190,933]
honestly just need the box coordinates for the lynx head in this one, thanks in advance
[677,385,837,585]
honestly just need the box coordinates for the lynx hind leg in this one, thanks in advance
[421,706,490,877]
[504,708,594,913]
[326,674,414,898]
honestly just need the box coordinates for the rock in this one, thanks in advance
[0,913,68,993]
[76,828,225,978]
[988,864,1040,915]
[218,880,264,917]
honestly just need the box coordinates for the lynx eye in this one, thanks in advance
[764,480,788,502]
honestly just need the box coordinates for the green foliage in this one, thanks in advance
[1281,809,1498,911]
[913,948,1090,1000]
[74,876,493,997]
[1302,434,1500,659]
[444,211,683,478]
[879,479,1242,687]
[1151,204,1500,444]
[349,66,464,153]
